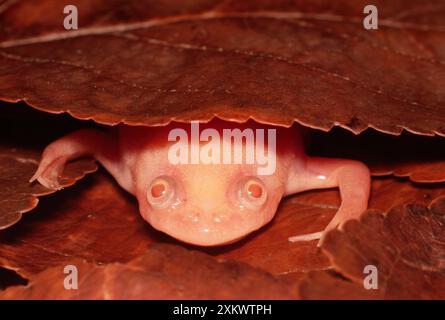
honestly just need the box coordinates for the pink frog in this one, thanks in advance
[31,120,370,246]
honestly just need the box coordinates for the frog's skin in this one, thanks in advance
[31,120,370,246]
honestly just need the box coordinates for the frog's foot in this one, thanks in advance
[288,205,369,247]
[30,151,69,190]
[288,231,323,243]
[30,129,110,190]
[286,156,371,247]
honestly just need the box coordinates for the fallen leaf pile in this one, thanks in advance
[0,0,445,299]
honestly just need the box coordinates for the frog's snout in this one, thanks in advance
[148,208,266,247]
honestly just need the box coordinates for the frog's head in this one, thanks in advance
[138,163,284,246]
[136,121,284,246]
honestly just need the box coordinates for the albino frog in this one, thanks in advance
[31,120,370,246]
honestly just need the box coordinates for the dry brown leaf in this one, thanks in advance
[0,0,444,135]
[299,270,379,299]
[0,243,297,299]
[300,196,445,299]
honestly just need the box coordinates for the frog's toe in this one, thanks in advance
[288,231,323,243]
[30,155,67,190]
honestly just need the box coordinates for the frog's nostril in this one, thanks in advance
[185,212,200,222]
[212,213,228,223]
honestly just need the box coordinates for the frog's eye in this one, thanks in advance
[147,176,177,209]
[237,176,267,209]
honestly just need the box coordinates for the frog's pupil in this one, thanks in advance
[247,183,262,198]
[151,182,166,198]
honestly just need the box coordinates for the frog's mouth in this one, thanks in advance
[153,223,257,247]
[138,182,280,246]
[145,210,271,247]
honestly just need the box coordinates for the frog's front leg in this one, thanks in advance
[30,128,127,191]
[286,156,371,243]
